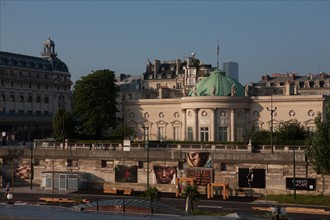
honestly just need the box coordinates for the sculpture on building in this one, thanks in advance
[231,84,236,96]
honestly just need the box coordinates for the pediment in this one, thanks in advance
[170,119,182,126]
[155,120,168,126]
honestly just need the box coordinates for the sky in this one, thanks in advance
[0,0,329,86]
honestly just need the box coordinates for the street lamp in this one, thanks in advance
[267,93,277,153]
[293,145,296,199]
[30,142,34,190]
[144,126,149,189]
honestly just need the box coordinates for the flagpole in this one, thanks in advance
[217,37,219,70]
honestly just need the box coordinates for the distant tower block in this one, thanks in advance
[223,62,239,81]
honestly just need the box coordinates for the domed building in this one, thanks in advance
[121,53,329,144]
[0,38,73,141]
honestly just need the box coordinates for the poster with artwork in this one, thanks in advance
[238,168,265,188]
[15,163,32,181]
[286,178,316,191]
[115,165,137,183]
[186,152,212,168]
[153,166,176,184]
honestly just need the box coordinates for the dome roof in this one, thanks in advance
[188,69,244,97]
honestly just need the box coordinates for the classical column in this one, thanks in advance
[230,108,235,142]
[182,109,186,141]
[210,109,215,141]
[194,109,198,141]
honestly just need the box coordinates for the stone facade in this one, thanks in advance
[1,143,329,196]
[0,38,73,141]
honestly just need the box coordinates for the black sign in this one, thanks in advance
[238,168,265,188]
[286,178,316,191]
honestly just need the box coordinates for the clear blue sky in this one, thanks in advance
[0,0,329,85]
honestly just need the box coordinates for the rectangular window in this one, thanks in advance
[187,127,193,141]
[144,127,149,141]
[101,160,107,168]
[188,78,195,86]
[200,127,209,142]
[158,127,164,141]
[173,127,180,141]
[236,126,244,142]
[219,127,228,142]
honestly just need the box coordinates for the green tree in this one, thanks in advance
[52,108,74,139]
[182,185,200,212]
[308,104,330,175]
[72,69,119,139]
[249,120,307,146]
[142,186,160,214]
[274,120,307,145]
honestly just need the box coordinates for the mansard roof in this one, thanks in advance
[0,51,69,73]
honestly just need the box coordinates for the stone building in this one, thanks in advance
[0,38,73,141]
[118,54,330,143]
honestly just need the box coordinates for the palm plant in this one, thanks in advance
[182,184,200,213]
[142,186,160,214]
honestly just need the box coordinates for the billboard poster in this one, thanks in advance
[186,168,213,186]
[15,163,32,181]
[286,178,316,191]
[115,165,137,183]
[238,168,265,188]
[186,152,212,168]
[153,166,177,184]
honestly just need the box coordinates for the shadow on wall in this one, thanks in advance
[86,173,105,190]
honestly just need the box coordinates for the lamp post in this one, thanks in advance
[293,145,296,199]
[267,93,277,153]
[30,142,34,190]
[144,126,149,189]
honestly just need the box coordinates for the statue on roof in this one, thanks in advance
[212,85,216,95]
[231,84,236,96]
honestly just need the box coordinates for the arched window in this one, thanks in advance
[36,96,41,103]
[1,94,5,101]
[28,96,33,103]
[44,97,49,103]
[10,95,15,102]
[20,95,24,102]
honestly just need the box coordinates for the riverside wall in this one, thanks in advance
[0,142,329,196]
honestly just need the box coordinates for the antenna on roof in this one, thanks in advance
[217,37,220,70]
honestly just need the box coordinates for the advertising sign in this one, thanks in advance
[115,165,137,183]
[286,178,316,191]
[238,168,266,188]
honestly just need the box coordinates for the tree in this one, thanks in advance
[52,108,74,139]
[142,186,160,214]
[182,184,200,212]
[249,120,307,146]
[308,104,330,175]
[72,69,119,139]
[274,120,307,145]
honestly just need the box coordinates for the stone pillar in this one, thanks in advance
[194,109,198,141]
[182,109,186,141]
[210,109,215,141]
[230,108,235,142]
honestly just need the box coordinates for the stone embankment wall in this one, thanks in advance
[0,143,329,196]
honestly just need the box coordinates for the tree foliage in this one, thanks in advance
[182,185,200,211]
[72,69,119,139]
[142,186,160,201]
[274,120,307,145]
[308,104,330,175]
[249,120,307,145]
[52,108,74,139]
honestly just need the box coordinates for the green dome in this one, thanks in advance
[188,69,244,97]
